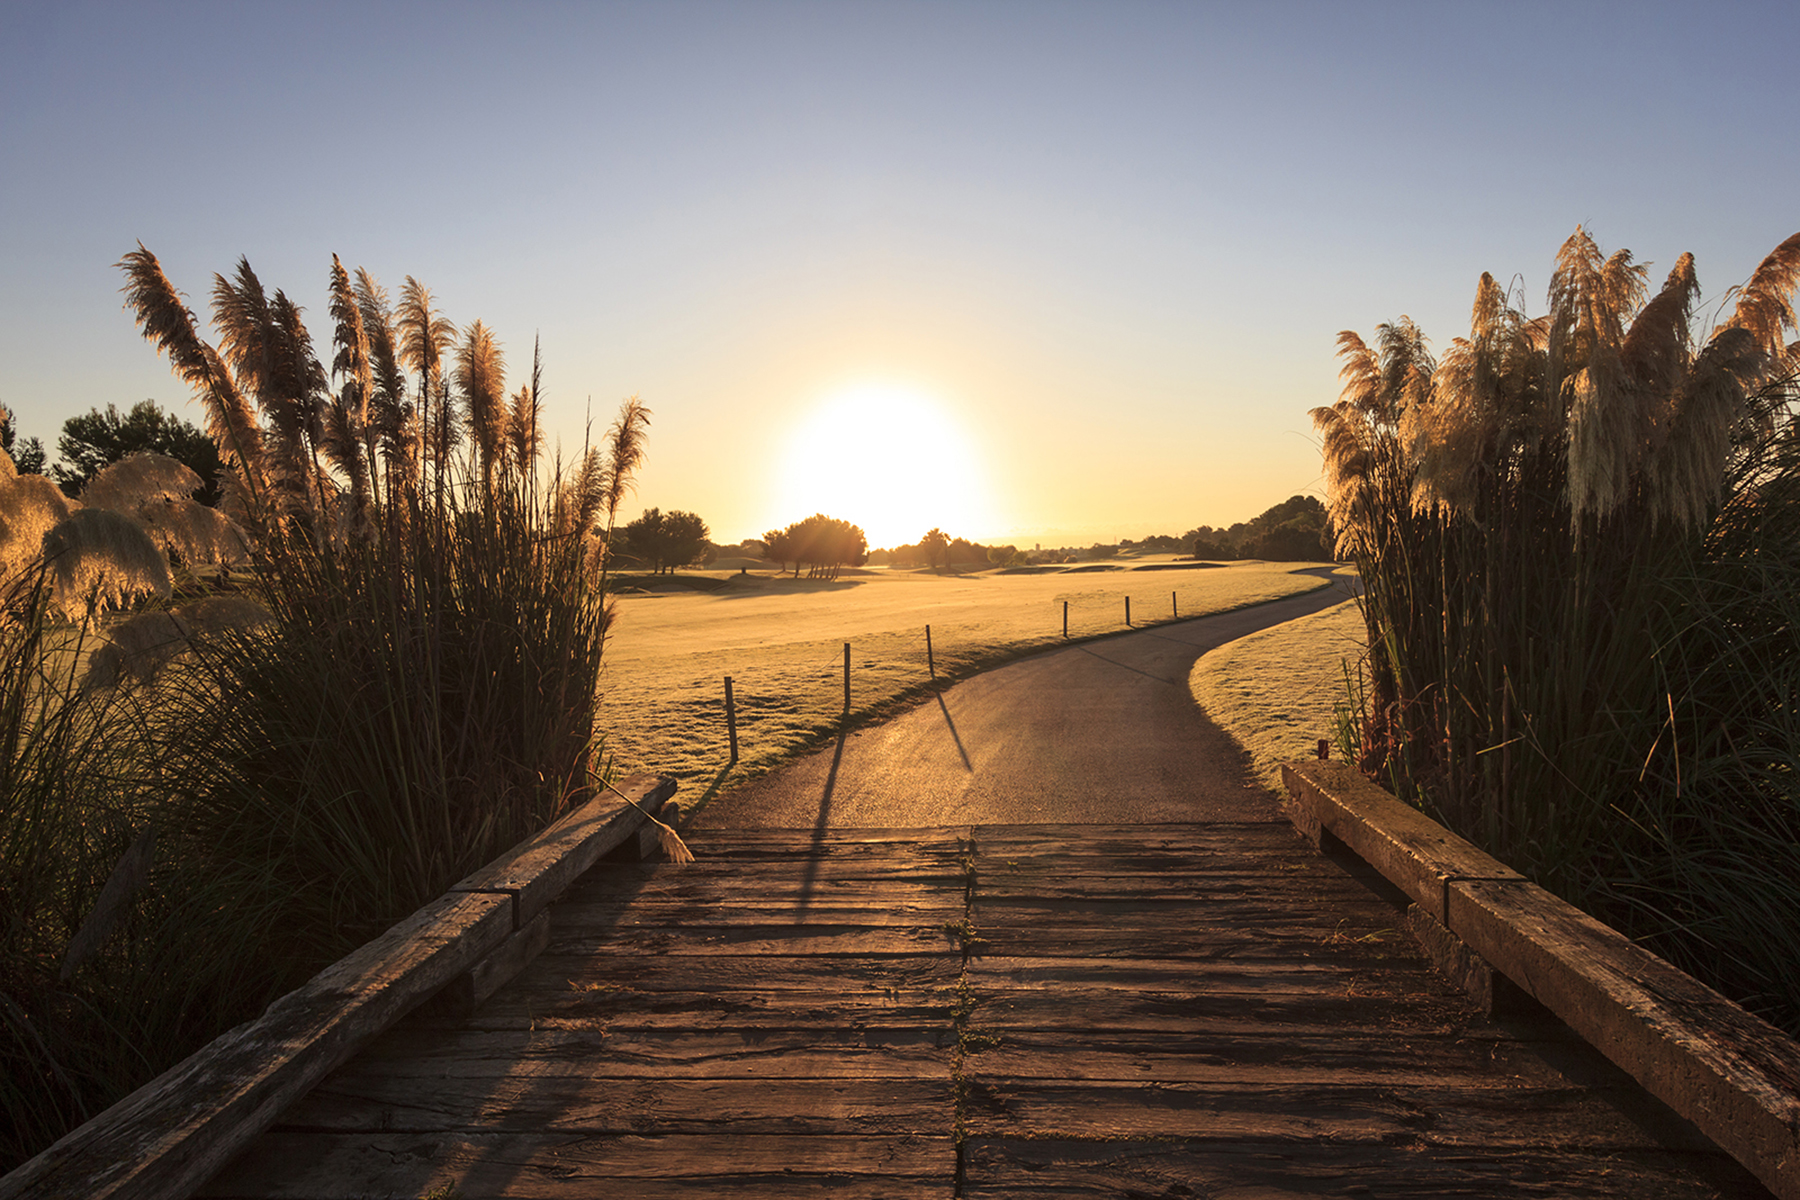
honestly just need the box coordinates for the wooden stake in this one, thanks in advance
[1063,600,1069,639]
[926,625,935,677]
[724,676,738,764]
[843,642,851,712]
[1125,596,1131,626]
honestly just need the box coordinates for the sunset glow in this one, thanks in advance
[770,383,1000,550]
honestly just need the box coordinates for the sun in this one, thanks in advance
[772,383,997,550]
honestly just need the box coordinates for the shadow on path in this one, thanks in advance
[798,727,849,916]
[1071,642,1188,686]
[935,693,974,773]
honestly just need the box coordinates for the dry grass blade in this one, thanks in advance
[602,396,651,528]
[1723,230,1800,359]
[81,610,191,691]
[138,497,251,566]
[602,778,693,864]
[58,828,157,981]
[454,320,507,487]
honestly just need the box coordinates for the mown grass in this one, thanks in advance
[1189,594,1364,791]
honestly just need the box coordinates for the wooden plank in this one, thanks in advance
[549,927,962,959]
[958,1029,1611,1089]
[200,1132,953,1199]
[958,1080,1720,1151]
[962,981,1485,1035]
[0,890,512,1200]
[517,951,963,994]
[331,1025,952,1080]
[962,1136,1766,1199]
[429,909,554,1019]
[964,955,1416,993]
[276,1076,952,1134]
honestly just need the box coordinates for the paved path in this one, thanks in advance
[696,568,1353,829]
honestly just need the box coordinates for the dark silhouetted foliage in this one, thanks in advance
[52,400,223,504]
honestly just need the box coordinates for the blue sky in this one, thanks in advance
[4,1,1797,546]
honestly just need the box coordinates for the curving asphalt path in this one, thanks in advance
[693,568,1356,829]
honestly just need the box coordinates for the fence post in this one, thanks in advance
[1062,600,1069,639]
[724,676,738,764]
[843,642,851,713]
[926,625,935,677]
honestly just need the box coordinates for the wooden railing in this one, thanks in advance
[1283,758,1800,1200]
[0,773,678,1200]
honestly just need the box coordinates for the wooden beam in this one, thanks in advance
[1281,757,1800,1200]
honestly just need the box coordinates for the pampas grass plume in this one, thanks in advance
[41,508,172,616]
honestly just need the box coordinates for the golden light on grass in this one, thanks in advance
[1189,596,1365,791]
[771,382,998,548]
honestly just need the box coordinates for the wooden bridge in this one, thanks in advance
[195,816,1767,1198]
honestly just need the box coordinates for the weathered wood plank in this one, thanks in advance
[548,924,963,959]
[1282,758,1525,922]
[958,1080,1720,1151]
[962,1136,1767,1199]
[964,954,1427,993]
[199,1133,953,1199]
[962,981,1486,1035]
[517,951,963,994]
[958,1030,1616,1089]
[318,1025,955,1080]
[276,1076,951,1134]
[1451,877,1800,1200]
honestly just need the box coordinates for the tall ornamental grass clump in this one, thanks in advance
[0,249,647,1170]
[154,467,621,966]
[1317,227,1800,1033]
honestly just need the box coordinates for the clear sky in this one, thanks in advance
[4,1,1797,549]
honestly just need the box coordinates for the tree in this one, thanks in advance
[52,400,223,503]
[920,527,949,573]
[620,507,710,573]
[763,514,867,579]
[0,403,47,474]
[987,544,1024,568]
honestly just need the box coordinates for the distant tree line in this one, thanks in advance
[866,496,1335,570]
[763,513,868,579]
[880,528,1012,571]
[1181,495,1332,561]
